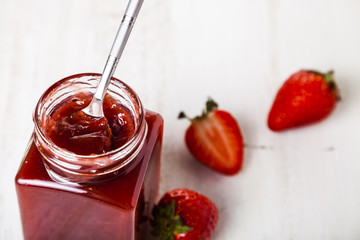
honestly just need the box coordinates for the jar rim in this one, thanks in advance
[33,73,147,183]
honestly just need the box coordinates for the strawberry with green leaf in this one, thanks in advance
[151,188,219,240]
[268,70,340,131]
[179,98,244,175]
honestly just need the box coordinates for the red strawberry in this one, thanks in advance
[268,70,340,131]
[178,98,244,175]
[151,188,219,240]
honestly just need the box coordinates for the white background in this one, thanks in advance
[1,0,360,239]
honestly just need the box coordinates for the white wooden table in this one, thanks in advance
[1,0,360,239]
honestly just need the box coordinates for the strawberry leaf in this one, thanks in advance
[173,215,193,234]
[205,98,218,113]
[178,111,187,120]
[151,200,193,240]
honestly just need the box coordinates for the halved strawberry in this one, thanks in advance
[179,98,243,175]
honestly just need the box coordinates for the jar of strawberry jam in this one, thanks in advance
[15,73,163,240]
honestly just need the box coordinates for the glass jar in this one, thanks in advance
[15,73,163,240]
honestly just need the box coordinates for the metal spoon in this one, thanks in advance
[82,0,144,117]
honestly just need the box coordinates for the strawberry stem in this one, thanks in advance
[323,70,341,101]
[324,70,334,84]
[178,98,219,122]
[307,70,340,101]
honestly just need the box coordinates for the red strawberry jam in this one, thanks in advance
[15,73,163,240]
[46,93,135,155]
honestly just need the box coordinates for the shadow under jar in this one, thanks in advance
[15,73,163,240]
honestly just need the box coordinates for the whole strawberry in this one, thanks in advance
[268,70,340,131]
[179,98,244,175]
[151,188,219,240]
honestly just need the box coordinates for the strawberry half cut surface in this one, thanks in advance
[179,98,244,175]
[151,188,219,240]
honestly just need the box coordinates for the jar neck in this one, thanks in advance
[33,73,147,184]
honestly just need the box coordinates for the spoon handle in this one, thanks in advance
[93,0,144,104]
